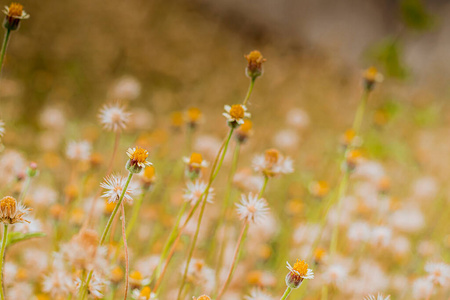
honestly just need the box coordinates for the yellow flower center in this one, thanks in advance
[245,50,266,64]
[189,152,203,165]
[292,259,308,277]
[344,129,356,144]
[265,149,280,165]
[239,119,253,133]
[130,270,143,281]
[194,260,204,271]
[314,248,326,261]
[171,111,184,127]
[0,196,16,214]
[143,165,155,180]
[364,66,379,81]
[196,296,211,300]
[7,3,23,17]
[111,266,124,282]
[187,107,202,122]
[139,286,152,298]
[229,105,245,120]
[130,147,148,163]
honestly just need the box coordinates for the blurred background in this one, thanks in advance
[1,0,450,180]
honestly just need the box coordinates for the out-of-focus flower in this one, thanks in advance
[183,152,208,179]
[185,107,203,128]
[100,174,137,204]
[308,180,329,198]
[98,103,131,132]
[252,149,294,177]
[424,262,450,286]
[244,288,273,300]
[236,119,253,143]
[245,50,266,79]
[370,226,392,248]
[129,270,151,289]
[363,67,383,91]
[286,108,310,130]
[131,286,158,299]
[412,278,434,299]
[285,260,314,288]
[183,180,214,206]
[192,295,211,300]
[110,75,141,101]
[322,263,349,287]
[236,193,269,224]
[66,140,92,161]
[364,293,390,300]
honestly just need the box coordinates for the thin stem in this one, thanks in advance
[177,128,234,300]
[242,78,256,107]
[18,176,31,203]
[259,175,269,198]
[280,286,292,300]
[352,90,369,136]
[216,221,248,300]
[0,224,8,300]
[0,29,11,75]
[120,202,129,300]
[126,187,149,237]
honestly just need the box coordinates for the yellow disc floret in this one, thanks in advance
[229,105,245,120]
[292,259,308,277]
[139,286,152,298]
[7,3,23,17]
[189,152,203,165]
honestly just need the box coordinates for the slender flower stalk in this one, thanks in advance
[176,128,234,300]
[280,287,292,300]
[125,186,150,237]
[0,28,10,73]
[243,77,255,107]
[0,224,7,300]
[120,202,129,300]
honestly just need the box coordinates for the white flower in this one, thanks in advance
[286,261,314,279]
[347,221,371,243]
[252,149,294,177]
[110,75,141,100]
[235,193,269,224]
[323,263,349,286]
[131,287,158,299]
[370,226,392,248]
[183,180,214,206]
[42,270,75,298]
[100,174,137,204]
[244,288,274,300]
[66,140,92,161]
[424,262,450,286]
[364,293,390,300]
[98,103,131,132]
[412,278,434,299]
[223,104,251,125]
[286,108,310,130]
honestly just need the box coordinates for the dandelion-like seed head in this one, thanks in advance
[3,2,29,30]
[285,259,314,289]
[126,147,152,173]
[98,103,130,132]
[0,196,31,224]
[245,50,266,79]
[235,193,269,224]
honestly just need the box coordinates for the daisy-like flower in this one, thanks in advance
[223,104,251,128]
[66,140,92,161]
[363,66,383,91]
[131,286,158,300]
[129,270,151,289]
[183,180,214,207]
[285,260,314,289]
[98,103,131,132]
[183,152,209,179]
[0,196,31,224]
[364,293,390,300]
[100,174,136,204]
[42,270,74,298]
[126,147,152,173]
[185,107,203,128]
[245,50,266,79]
[244,288,274,300]
[235,193,269,224]
[3,2,29,31]
[424,262,450,286]
[323,263,349,287]
[252,149,294,177]
[412,278,434,299]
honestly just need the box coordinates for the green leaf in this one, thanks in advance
[400,0,434,31]
[6,231,46,247]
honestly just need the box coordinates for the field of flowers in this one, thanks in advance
[0,1,449,300]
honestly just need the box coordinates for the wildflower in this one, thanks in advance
[75,272,108,298]
[25,162,38,178]
[66,140,92,161]
[223,104,251,128]
[322,263,349,286]
[171,111,184,131]
[3,3,29,31]
[42,270,74,298]
[132,286,157,299]
[183,152,208,179]
[252,149,294,177]
[370,226,392,248]
[235,193,269,224]
[424,262,450,286]
[0,120,4,138]
[285,260,314,289]
[308,180,329,198]
[364,293,390,300]
[313,248,326,265]
[98,103,131,132]
[245,50,266,79]
[344,149,364,171]
[183,259,215,293]
[286,108,310,130]
[126,147,152,173]
[193,295,211,300]
[185,107,203,128]
[110,75,141,100]
[363,66,383,91]
[347,221,371,243]
[236,119,253,143]
[273,129,299,150]
[129,270,151,289]
[111,266,124,285]
[0,196,31,224]
[141,165,156,187]
[100,174,136,204]
[183,180,214,206]
[412,278,434,299]
[244,288,273,300]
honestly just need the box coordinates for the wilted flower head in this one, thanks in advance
[3,3,29,31]
[285,260,314,289]
[126,147,152,173]
[0,196,31,224]
[223,104,251,128]
[98,103,131,132]
[245,50,266,79]
[235,193,269,224]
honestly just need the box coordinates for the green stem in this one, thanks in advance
[280,286,292,300]
[243,78,256,107]
[352,90,369,136]
[177,128,234,300]
[259,175,269,198]
[80,172,133,299]
[0,225,8,300]
[0,29,11,75]
[18,176,31,203]
[126,187,149,237]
